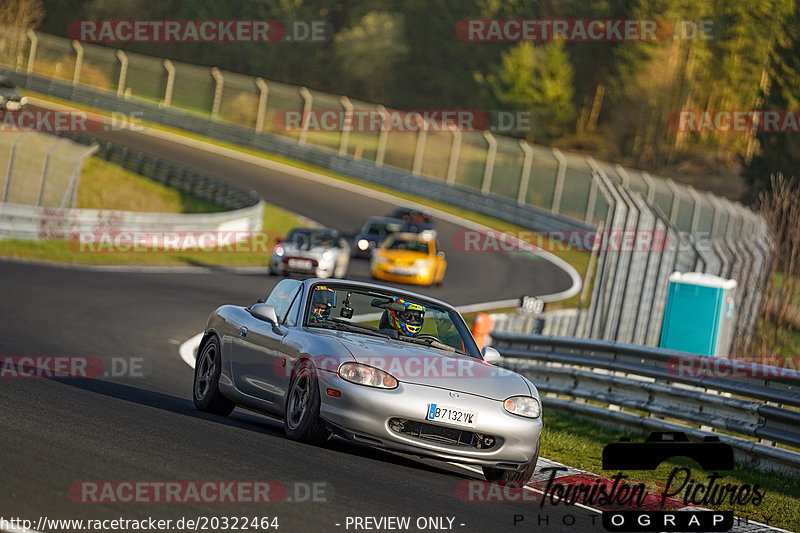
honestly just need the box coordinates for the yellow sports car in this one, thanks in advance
[370,232,447,286]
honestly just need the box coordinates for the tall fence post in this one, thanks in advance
[37,140,69,206]
[339,96,353,156]
[162,60,175,108]
[26,30,37,74]
[255,78,268,133]
[62,143,99,208]
[412,116,428,175]
[298,87,312,145]
[446,127,461,185]
[687,185,703,235]
[3,134,33,202]
[641,171,656,204]
[71,40,84,84]
[551,148,567,214]
[480,131,497,194]
[375,105,388,167]
[666,179,681,225]
[210,67,224,119]
[517,140,533,205]
[115,50,128,97]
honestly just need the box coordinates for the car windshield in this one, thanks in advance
[361,221,404,236]
[304,283,479,357]
[285,230,336,248]
[384,236,430,254]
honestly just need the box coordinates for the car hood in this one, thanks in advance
[334,333,530,400]
[280,244,335,257]
[378,250,429,262]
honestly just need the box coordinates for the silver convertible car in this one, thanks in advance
[193,278,542,482]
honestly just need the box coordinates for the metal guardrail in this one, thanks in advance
[0,200,264,242]
[491,332,800,475]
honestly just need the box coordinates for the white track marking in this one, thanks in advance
[179,332,204,369]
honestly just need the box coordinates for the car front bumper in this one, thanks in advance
[317,370,542,469]
[371,263,434,286]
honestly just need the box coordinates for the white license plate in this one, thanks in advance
[288,259,313,270]
[426,403,477,427]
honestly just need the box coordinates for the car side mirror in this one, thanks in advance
[481,346,501,364]
[250,303,278,325]
[437,251,446,259]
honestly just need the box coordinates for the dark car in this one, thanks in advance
[389,206,436,235]
[352,216,407,258]
[0,76,27,111]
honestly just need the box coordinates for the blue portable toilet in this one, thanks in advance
[659,272,737,357]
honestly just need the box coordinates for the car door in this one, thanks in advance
[229,279,303,403]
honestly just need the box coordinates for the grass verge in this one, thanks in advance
[542,409,800,531]
[76,157,222,213]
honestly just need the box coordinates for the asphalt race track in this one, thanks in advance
[0,125,593,532]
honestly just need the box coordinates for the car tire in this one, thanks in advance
[284,361,331,445]
[482,441,539,484]
[193,335,235,416]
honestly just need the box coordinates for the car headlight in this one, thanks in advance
[338,362,398,389]
[274,245,284,257]
[503,396,541,419]
[357,239,370,251]
[322,250,333,260]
